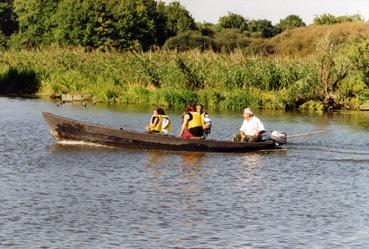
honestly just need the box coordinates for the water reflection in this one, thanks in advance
[180,152,207,167]
[240,153,263,168]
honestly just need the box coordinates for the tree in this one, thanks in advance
[218,12,247,32]
[163,30,218,52]
[316,33,350,110]
[0,0,18,36]
[350,39,369,86]
[196,22,216,37]
[54,0,159,51]
[276,15,305,33]
[160,1,196,37]
[13,0,59,47]
[248,19,276,38]
[215,29,251,52]
[313,14,364,25]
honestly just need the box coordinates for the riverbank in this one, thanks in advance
[1,45,368,111]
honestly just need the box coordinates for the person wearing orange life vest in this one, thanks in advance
[179,104,204,139]
[146,108,171,135]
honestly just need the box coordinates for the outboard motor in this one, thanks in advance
[271,131,287,145]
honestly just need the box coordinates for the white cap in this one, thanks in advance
[244,108,253,116]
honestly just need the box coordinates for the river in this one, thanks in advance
[1,97,369,248]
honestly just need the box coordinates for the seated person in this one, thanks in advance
[146,108,171,135]
[233,108,265,142]
[195,103,212,139]
[179,104,204,139]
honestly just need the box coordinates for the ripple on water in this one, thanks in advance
[1,97,369,248]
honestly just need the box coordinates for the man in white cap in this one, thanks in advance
[233,108,265,142]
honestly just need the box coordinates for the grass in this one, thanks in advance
[0,36,368,111]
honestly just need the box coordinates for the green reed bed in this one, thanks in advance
[0,46,368,111]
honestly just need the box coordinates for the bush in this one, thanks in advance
[222,90,261,110]
[163,31,218,51]
[313,14,364,25]
[215,29,252,52]
[0,67,40,95]
[299,100,324,112]
[0,31,6,48]
[162,89,199,107]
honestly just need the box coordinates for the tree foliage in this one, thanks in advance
[13,0,59,47]
[350,39,369,86]
[0,0,18,36]
[163,30,217,52]
[10,0,197,51]
[159,1,196,36]
[5,0,367,54]
[53,0,160,51]
[218,12,248,32]
[276,15,305,32]
[248,19,276,38]
[313,14,364,25]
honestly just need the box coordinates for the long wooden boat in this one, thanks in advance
[42,112,281,153]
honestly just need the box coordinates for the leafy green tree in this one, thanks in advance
[196,22,216,37]
[248,19,276,38]
[13,0,59,47]
[337,14,364,23]
[316,33,350,109]
[0,0,18,36]
[160,1,196,37]
[155,1,170,45]
[350,39,369,86]
[215,29,251,52]
[218,12,248,32]
[54,0,158,51]
[276,15,305,33]
[313,14,364,25]
[163,30,218,52]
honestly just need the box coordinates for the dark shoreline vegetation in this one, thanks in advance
[1,0,369,111]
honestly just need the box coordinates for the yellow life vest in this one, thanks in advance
[150,114,171,132]
[188,112,202,129]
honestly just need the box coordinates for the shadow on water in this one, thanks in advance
[0,67,40,95]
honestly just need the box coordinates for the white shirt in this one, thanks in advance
[240,116,265,136]
[161,118,170,135]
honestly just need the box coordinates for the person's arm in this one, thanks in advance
[253,119,265,138]
[179,114,189,136]
[149,117,159,129]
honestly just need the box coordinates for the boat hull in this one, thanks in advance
[42,112,277,153]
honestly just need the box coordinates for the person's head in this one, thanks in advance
[195,103,204,113]
[243,108,253,120]
[185,104,195,113]
[156,107,165,115]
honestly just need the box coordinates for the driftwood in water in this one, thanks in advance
[61,94,92,102]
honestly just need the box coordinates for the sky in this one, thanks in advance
[162,0,369,24]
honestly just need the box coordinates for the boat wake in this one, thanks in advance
[57,140,110,147]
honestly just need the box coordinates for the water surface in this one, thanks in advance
[1,97,369,248]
